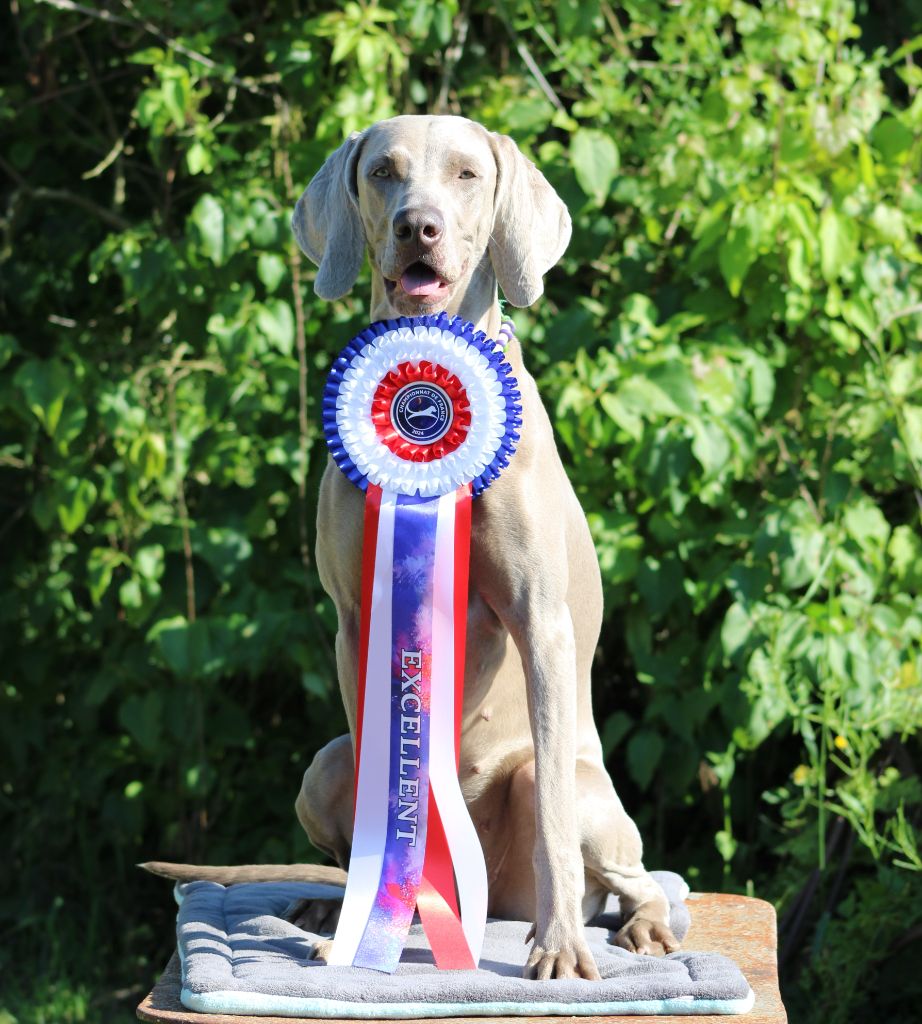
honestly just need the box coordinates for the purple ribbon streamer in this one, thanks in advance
[352,494,439,970]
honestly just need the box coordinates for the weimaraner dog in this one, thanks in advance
[144,115,677,980]
[293,114,676,980]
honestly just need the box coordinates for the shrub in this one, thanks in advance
[1,1,919,1020]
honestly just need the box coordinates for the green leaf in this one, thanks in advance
[87,547,129,605]
[690,419,731,476]
[718,221,757,297]
[570,128,619,206]
[119,692,162,751]
[781,519,826,589]
[842,294,877,338]
[190,195,227,266]
[256,299,295,355]
[119,577,143,609]
[600,392,643,439]
[888,525,922,590]
[747,354,775,417]
[871,116,915,162]
[301,671,328,699]
[126,46,166,65]
[786,237,811,290]
[257,253,287,293]
[161,71,189,128]
[30,484,57,530]
[627,729,664,790]
[887,356,918,398]
[432,4,452,44]
[136,544,165,582]
[721,603,754,659]
[186,141,213,175]
[903,405,922,464]
[149,617,215,679]
[52,396,87,452]
[14,358,71,436]
[617,376,681,420]
[196,527,252,581]
[136,88,165,128]
[646,362,699,415]
[184,762,217,795]
[57,477,97,533]
[707,748,736,787]
[819,206,857,282]
[842,500,890,554]
[869,203,906,244]
[601,711,633,758]
[636,554,684,617]
[330,27,359,64]
[129,432,168,481]
[503,97,555,133]
[248,202,279,248]
[0,333,19,370]
[587,510,643,585]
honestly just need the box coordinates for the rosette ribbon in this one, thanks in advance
[321,314,521,973]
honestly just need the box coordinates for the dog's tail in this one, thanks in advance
[139,861,347,886]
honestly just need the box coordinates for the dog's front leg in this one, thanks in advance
[507,602,601,981]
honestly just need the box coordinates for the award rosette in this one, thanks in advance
[322,313,521,973]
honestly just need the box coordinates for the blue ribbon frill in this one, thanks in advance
[322,313,522,498]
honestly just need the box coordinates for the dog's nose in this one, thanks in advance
[393,206,444,249]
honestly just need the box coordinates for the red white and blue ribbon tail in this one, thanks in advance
[321,315,521,973]
[328,483,487,973]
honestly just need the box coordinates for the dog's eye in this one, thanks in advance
[459,169,477,180]
[371,166,390,179]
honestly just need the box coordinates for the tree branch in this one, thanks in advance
[275,96,313,578]
[435,0,471,114]
[37,0,272,96]
[495,2,566,113]
[32,186,131,231]
[1,154,131,231]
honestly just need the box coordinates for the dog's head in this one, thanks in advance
[292,115,571,315]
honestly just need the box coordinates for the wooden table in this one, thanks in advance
[137,892,786,1023]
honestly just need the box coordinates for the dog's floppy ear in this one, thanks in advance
[291,131,366,300]
[488,132,572,308]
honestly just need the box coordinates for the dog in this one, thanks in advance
[292,115,677,980]
[144,115,677,981]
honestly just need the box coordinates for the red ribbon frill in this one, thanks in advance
[371,361,471,462]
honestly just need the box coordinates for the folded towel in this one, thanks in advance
[175,871,753,1017]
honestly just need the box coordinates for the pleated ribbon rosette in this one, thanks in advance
[321,314,521,973]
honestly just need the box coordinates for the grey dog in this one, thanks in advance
[144,115,677,981]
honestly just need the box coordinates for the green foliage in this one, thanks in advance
[785,866,922,1024]
[1,0,921,1020]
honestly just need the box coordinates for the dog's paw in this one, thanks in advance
[523,923,601,980]
[308,937,335,963]
[282,897,342,935]
[614,915,679,956]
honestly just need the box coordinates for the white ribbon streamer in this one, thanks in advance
[327,492,397,966]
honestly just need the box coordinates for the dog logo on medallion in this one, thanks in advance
[392,383,453,444]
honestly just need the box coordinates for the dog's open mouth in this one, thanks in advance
[388,261,449,299]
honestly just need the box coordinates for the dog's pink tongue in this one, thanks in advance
[400,264,443,296]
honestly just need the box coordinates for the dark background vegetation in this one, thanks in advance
[2,1,921,1021]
